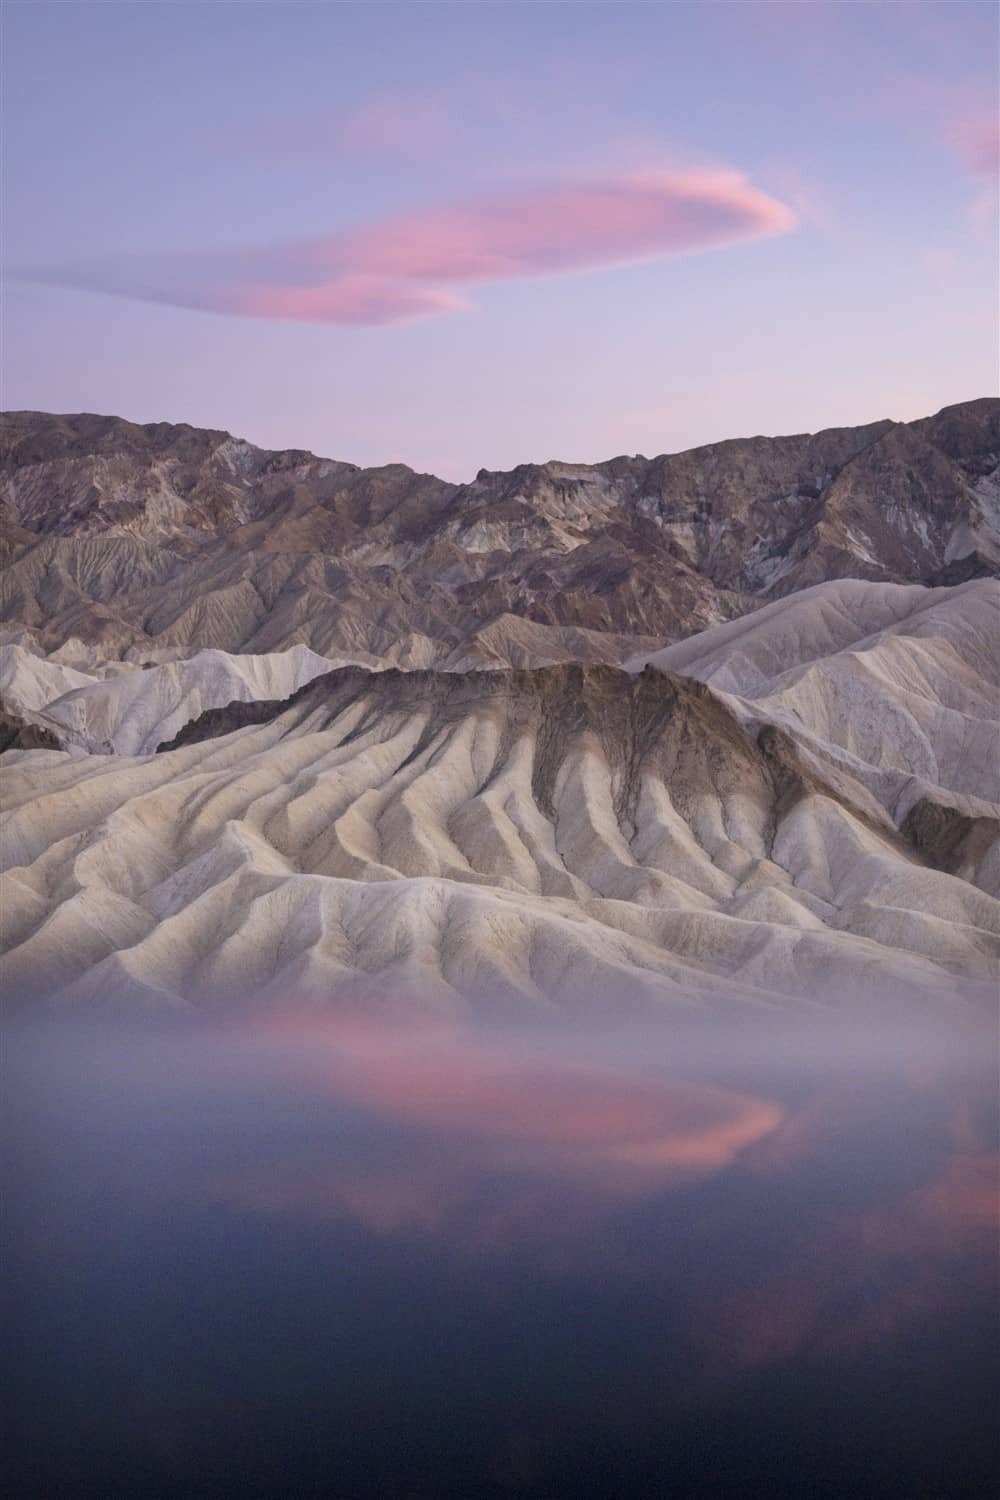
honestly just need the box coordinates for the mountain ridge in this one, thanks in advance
[2,399,997,662]
[5,395,997,485]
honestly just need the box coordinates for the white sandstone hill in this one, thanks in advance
[0,642,339,755]
[1,578,997,1015]
[632,577,1000,810]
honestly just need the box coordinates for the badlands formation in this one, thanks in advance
[1,403,998,1013]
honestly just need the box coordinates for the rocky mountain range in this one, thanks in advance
[1,401,998,1014]
[2,400,997,663]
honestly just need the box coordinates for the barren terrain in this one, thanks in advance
[2,404,997,1012]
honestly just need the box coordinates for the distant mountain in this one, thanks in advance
[2,400,997,662]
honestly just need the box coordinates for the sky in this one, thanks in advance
[3,0,998,479]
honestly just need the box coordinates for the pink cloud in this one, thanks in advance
[954,115,1000,177]
[219,275,469,327]
[21,169,796,327]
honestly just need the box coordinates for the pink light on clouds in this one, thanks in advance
[21,169,796,327]
[954,115,1000,177]
[219,275,470,326]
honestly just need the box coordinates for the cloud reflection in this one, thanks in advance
[6,1011,997,1499]
[208,1015,999,1328]
[274,1014,784,1172]
[208,1017,787,1261]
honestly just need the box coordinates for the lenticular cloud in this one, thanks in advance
[19,170,796,326]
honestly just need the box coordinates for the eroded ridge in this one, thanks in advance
[3,660,996,1013]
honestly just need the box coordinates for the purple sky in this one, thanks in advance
[4,1,997,479]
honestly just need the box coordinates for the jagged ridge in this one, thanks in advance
[2,399,997,661]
